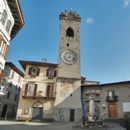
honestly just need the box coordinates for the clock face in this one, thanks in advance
[61,50,78,64]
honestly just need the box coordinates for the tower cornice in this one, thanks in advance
[59,10,81,22]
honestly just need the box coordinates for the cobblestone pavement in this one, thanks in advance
[0,121,125,130]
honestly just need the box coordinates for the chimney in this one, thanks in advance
[42,58,46,63]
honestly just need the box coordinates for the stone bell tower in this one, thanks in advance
[58,10,81,79]
[54,10,82,122]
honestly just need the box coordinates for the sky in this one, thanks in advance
[7,0,130,84]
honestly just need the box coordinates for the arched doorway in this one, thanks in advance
[32,101,43,122]
[1,105,7,117]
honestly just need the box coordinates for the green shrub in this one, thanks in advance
[119,114,130,130]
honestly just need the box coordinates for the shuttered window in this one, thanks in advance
[33,84,37,96]
[28,67,40,76]
[46,69,57,78]
[46,84,54,97]
[24,84,28,96]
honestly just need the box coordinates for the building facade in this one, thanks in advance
[0,62,24,118]
[81,81,130,121]
[16,60,58,121]
[0,0,24,85]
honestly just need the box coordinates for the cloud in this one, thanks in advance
[124,0,130,8]
[86,17,94,24]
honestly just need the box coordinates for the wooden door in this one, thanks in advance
[109,104,117,117]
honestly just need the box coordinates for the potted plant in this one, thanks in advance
[38,91,43,96]
[119,114,130,130]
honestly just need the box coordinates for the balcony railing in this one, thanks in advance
[106,95,118,102]
[21,90,55,98]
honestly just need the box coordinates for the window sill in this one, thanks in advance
[48,77,54,79]
[29,75,37,78]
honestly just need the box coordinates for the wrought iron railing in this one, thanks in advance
[21,90,55,98]
[106,95,118,102]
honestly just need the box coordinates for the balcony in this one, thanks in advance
[106,95,118,103]
[21,90,55,99]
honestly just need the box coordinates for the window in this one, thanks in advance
[108,90,115,100]
[6,91,10,99]
[67,43,69,47]
[28,67,40,76]
[49,69,54,77]
[46,69,56,78]
[46,84,54,97]
[1,10,7,25]
[5,20,11,33]
[24,83,37,96]
[14,94,17,101]
[66,27,74,37]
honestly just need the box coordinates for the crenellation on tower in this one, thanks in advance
[59,10,81,22]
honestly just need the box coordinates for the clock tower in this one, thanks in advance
[58,10,81,79]
[54,10,82,122]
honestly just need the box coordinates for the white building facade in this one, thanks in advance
[0,0,24,89]
[0,62,24,118]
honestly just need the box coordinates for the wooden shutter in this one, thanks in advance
[4,45,9,60]
[46,85,50,97]
[24,84,28,96]
[0,69,4,84]
[0,35,3,47]
[46,69,49,77]
[37,68,40,76]
[49,84,54,97]
[28,67,32,75]
[33,84,37,96]
[54,70,57,77]
[11,71,14,79]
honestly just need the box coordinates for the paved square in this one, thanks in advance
[0,121,125,130]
